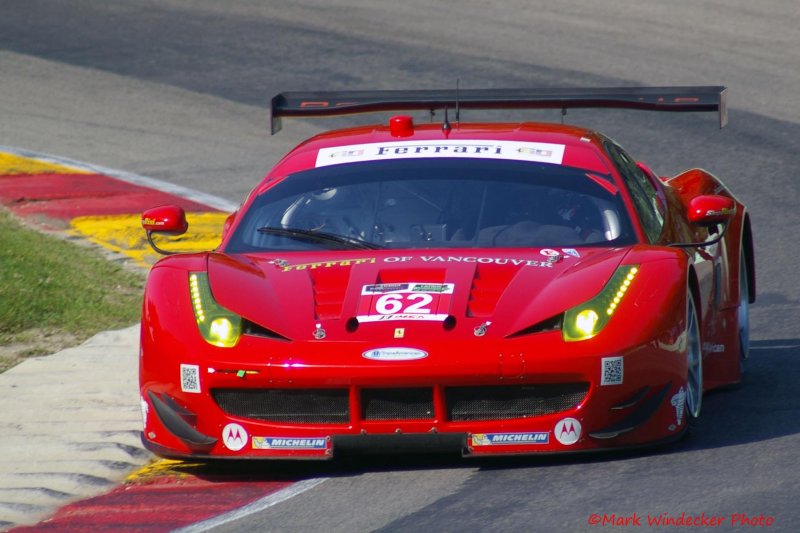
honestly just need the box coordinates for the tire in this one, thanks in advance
[686,289,703,420]
[737,252,750,378]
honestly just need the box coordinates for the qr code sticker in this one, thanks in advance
[601,356,623,386]
[180,364,201,393]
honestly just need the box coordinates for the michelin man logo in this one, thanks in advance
[670,386,686,426]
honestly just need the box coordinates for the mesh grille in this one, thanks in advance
[361,388,434,420]
[211,388,349,424]
[446,383,589,421]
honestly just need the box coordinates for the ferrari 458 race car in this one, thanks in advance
[140,87,754,459]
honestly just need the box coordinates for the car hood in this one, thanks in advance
[207,248,630,340]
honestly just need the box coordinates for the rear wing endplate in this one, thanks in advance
[270,86,727,134]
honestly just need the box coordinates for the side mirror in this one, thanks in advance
[688,195,736,226]
[221,211,237,241]
[142,205,188,235]
[142,205,188,255]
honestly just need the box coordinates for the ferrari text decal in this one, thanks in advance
[357,282,454,323]
[316,140,565,167]
[275,257,376,272]
[472,432,550,446]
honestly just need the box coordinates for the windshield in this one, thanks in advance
[225,158,635,252]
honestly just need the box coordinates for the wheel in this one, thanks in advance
[737,252,750,377]
[686,290,703,420]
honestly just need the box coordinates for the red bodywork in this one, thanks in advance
[140,115,754,459]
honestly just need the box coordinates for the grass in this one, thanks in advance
[0,208,145,372]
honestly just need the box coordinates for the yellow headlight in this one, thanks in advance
[575,309,599,336]
[209,317,236,346]
[562,265,640,342]
[188,272,242,348]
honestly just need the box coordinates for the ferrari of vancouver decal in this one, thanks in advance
[315,140,565,167]
[275,255,558,272]
[471,432,550,446]
[410,256,555,268]
[357,282,454,323]
[251,436,330,450]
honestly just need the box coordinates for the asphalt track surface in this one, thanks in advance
[2,1,800,530]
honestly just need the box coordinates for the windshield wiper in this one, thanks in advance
[257,226,385,250]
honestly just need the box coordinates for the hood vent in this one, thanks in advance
[308,267,350,320]
[467,263,521,317]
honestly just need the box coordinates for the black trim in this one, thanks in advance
[588,382,672,440]
[333,433,468,455]
[462,427,688,458]
[211,388,350,424]
[506,314,563,339]
[270,86,727,133]
[242,318,291,342]
[148,391,217,451]
[139,433,333,461]
[610,386,650,410]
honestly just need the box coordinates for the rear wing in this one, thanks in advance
[270,86,727,134]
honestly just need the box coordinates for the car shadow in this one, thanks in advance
[678,338,800,449]
[174,338,798,482]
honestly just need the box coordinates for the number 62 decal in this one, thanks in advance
[356,282,454,323]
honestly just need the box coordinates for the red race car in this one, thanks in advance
[140,87,754,459]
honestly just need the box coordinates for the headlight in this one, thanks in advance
[562,265,639,342]
[189,272,242,347]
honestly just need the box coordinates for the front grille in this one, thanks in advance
[361,388,434,420]
[211,388,349,424]
[211,383,588,425]
[446,383,589,421]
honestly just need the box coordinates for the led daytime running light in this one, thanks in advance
[563,265,640,342]
[188,272,242,348]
